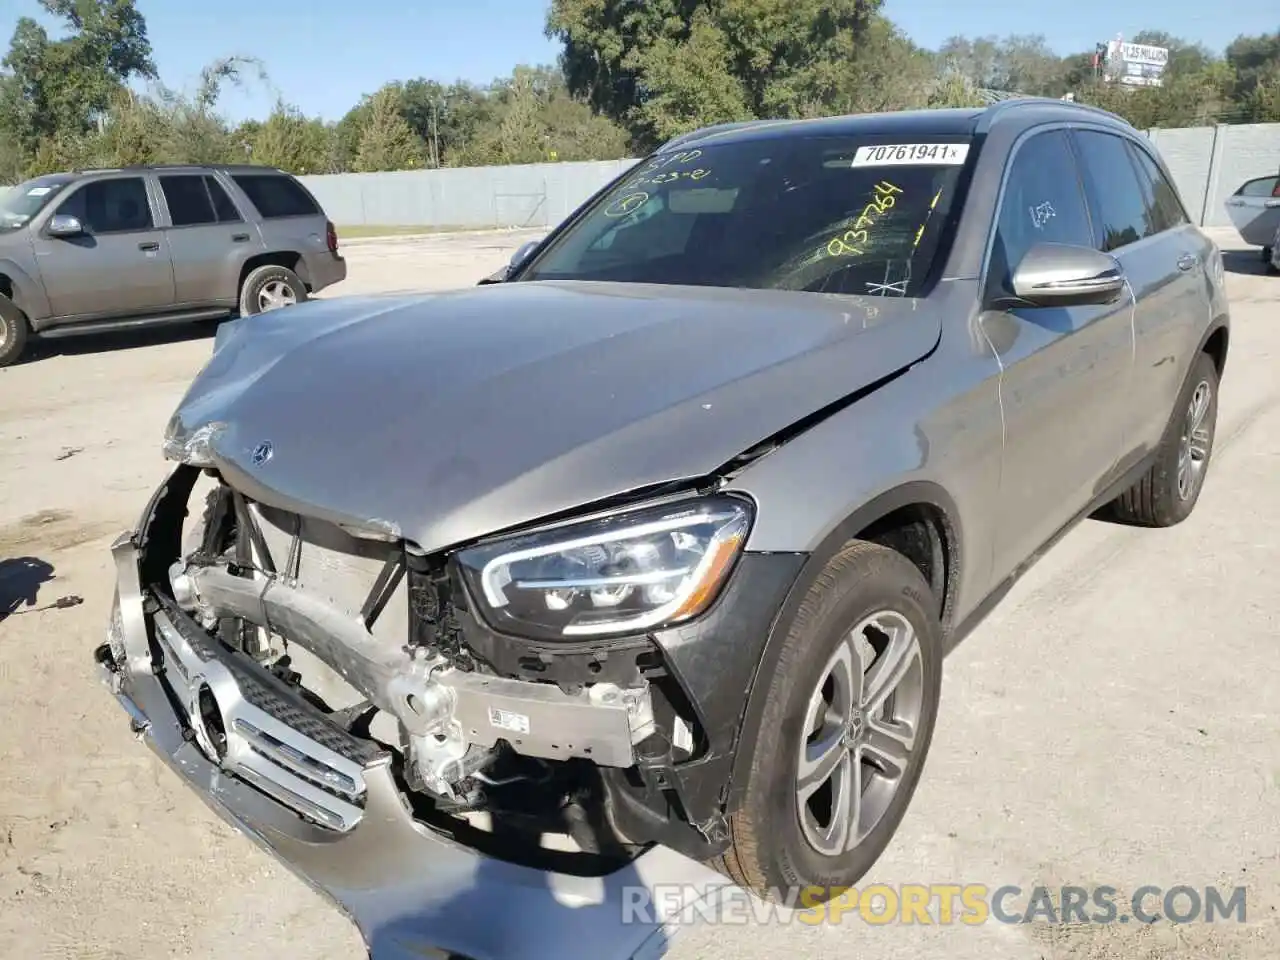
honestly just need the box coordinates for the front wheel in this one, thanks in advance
[0,296,30,367]
[239,264,308,317]
[714,540,943,905]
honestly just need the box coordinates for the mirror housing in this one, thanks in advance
[478,238,542,285]
[1009,242,1125,307]
[46,214,85,238]
[510,239,539,271]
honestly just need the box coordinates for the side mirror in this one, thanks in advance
[47,214,85,237]
[478,239,542,285]
[1009,242,1125,307]
[510,239,540,271]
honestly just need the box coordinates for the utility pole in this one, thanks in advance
[431,99,441,169]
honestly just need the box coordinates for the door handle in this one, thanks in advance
[232,233,250,242]
[1176,253,1198,272]
[138,241,160,251]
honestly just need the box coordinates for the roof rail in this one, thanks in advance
[975,95,1132,133]
[71,162,283,175]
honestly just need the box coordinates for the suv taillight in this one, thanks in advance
[326,220,338,254]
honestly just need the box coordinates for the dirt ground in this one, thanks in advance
[0,227,1277,960]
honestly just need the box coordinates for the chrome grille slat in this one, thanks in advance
[151,605,378,833]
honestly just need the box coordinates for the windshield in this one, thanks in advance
[520,134,973,297]
[0,176,72,232]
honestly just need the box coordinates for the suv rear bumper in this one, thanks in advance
[95,530,734,960]
[307,251,347,293]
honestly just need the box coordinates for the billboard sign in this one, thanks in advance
[1105,39,1169,87]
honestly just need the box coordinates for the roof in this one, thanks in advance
[659,98,1127,152]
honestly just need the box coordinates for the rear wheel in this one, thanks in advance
[1107,351,1218,527]
[714,540,942,905]
[239,264,308,316]
[0,296,29,367]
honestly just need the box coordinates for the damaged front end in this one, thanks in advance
[96,463,797,959]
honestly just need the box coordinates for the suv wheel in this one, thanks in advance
[1107,350,1218,527]
[240,264,308,316]
[716,540,942,904]
[0,296,30,367]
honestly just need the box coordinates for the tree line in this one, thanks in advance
[1,0,1278,183]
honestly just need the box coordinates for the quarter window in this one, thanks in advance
[989,129,1093,292]
[1236,176,1280,198]
[1073,130,1151,252]
[56,178,153,234]
[231,174,319,218]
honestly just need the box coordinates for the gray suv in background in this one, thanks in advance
[0,164,346,366]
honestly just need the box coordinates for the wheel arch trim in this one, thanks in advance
[725,479,963,810]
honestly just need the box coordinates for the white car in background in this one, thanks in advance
[1224,171,1280,272]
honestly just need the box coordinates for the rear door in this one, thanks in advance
[981,127,1135,583]
[31,175,175,320]
[158,173,259,306]
[1071,129,1205,459]
[1223,174,1280,248]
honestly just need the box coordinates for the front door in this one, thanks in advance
[979,128,1135,584]
[32,175,175,320]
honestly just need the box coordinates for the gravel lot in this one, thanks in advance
[0,226,1276,960]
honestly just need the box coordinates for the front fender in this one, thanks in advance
[0,256,50,321]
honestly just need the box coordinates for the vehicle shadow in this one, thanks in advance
[1221,249,1273,276]
[361,844,675,960]
[20,318,222,364]
[0,556,56,622]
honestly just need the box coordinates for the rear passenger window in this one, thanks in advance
[989,129,1093,291]
[205,176,242,222]
[1073,131,1151,252]
[1236,176,1280,198]
[1126,142,1188,237]
[160,176,216,226]
[231,174,319,218]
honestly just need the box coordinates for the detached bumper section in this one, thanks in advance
[97,530,736,960]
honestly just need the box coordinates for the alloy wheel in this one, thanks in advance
[796,610,924,856]
[1176,379,1212,501]
[257,279,297,312]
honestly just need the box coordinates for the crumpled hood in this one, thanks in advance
[167,281,939,552]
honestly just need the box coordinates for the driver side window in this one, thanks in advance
[55,177,154,235]
[989,130,1094,295]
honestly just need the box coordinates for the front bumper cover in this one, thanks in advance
[97,529,735,960]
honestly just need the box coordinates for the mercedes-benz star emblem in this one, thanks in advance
[251,441,274,466]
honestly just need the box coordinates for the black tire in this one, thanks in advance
[0,296,30,367]
[1262,246,1271,263]
[1107,351,1219,527]
[713,540,943,905]
[238,264,308,317]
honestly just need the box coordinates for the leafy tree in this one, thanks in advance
[0,0,155,160]
[547,0,884,148]
[252,101,333,174]
[354,87,426,172]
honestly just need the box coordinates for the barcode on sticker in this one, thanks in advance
[852,144,969,167]
[489,707,530,734]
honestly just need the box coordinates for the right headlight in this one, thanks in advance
[455,494,753,641]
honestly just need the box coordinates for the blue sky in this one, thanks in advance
[0,0,1272,123]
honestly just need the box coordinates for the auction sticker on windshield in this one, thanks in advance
[852,144,969,166]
